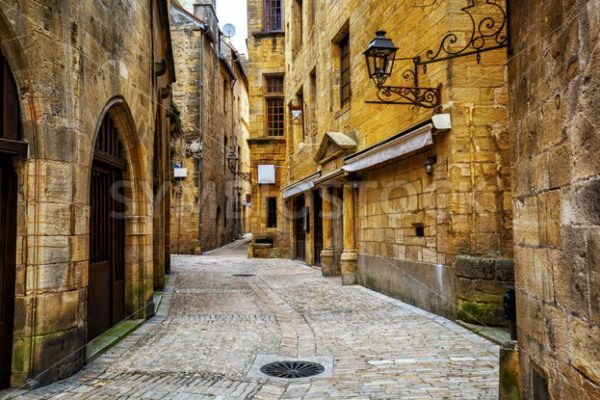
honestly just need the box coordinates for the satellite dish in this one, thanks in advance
[223,23,236,38]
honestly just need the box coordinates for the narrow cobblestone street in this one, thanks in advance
[9,240,499,399]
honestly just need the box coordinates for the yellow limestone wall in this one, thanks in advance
[283,0,513,321]
[247,0,289,255]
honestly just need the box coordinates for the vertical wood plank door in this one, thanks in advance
[0,157,17,388]
[88,116,126,341]
[313,190,323,267]
[295,195,306,262]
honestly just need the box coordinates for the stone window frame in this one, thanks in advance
[292,0,304,57]
[309,67,317,140]
[339,33,351,109]
[263,0,283,32]
[264,75,285,137]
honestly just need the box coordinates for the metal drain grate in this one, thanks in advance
[260,361,325,379]
[232,274,255,277]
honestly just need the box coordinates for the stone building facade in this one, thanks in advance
[276,0,514,324]
[0,0,174,388]
[169,1,251,254]
[246,0,289,257]
[509,1,600,399]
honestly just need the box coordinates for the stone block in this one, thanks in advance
[547,143,572,189]
[455,255,495,280]
[35,290,80,336]
[587,229,600,324]
[569,317,600,385]
[538,190,562,247]
[495,258,515,282]
[552,231,589,319]
[513,196,540,246]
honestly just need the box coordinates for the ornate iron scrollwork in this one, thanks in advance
[367,57,443,111]
[367,84,442,111]
[422,0,509,65]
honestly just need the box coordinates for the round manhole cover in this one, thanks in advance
[260,361,325,379]
[232,274,255,277]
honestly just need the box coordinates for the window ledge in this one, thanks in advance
[252,30,285,38]
[335,105,351,119]
[248,136,286,143]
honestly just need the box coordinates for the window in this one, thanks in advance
[264,0,283,31]
[308,0,316,31]
[267,197,277,228]
[224,136,228,169]
[296,88,305,141]
[309,68,317,137]
[415,225,425,237]
[223,79,228,113]
[292,0,303,54]
[265,76,285,137]
[224,197,228,227]
[339,34,351,108]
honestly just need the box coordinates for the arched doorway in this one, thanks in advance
[88,115,126,341]
[0,52,24,388]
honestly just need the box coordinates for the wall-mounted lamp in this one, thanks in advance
[288,99,303,121]
[364,1,510,112]
[227,150,239,173]
[424,156,437,175]
[364,31,442,111]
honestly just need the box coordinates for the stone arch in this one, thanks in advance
[0,8,42,158]
[89,97,153,328]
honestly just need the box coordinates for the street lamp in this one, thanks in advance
[227,150,239,173]
[288,99,303,121]
[363,31,442,111]
[424,156,437,175]
[364,31,398,87]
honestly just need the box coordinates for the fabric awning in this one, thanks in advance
[343,124,433,173]
[282,172,321,199]
[314,168,347,187]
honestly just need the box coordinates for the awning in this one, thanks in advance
[314,168,348,187]
[282,172,321,199]
[343,124,433,173]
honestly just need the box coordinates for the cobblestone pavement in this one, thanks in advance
[6,240,500,399]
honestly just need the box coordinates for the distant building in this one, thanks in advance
[246,0,289,257]
[169,1,251,254]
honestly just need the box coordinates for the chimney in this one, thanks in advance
[194,1,219,42]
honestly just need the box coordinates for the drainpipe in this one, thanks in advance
[198,27,206,249]
[231,76,237,240]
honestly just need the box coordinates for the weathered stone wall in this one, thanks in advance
[169,3,250,254]
[0,0,173,387]
[246,0,289,255]
[509,1,600,398]
[282,0,512,321]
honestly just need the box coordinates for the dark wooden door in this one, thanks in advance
[0,157,16,388]
[88,116,126,341]
[295,195,306,261]
[313,190,323,267]
[0,51,21,389]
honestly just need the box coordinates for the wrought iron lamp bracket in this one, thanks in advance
[419,0,510,68]
[367,56,443,112]
[365,0,510,112]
